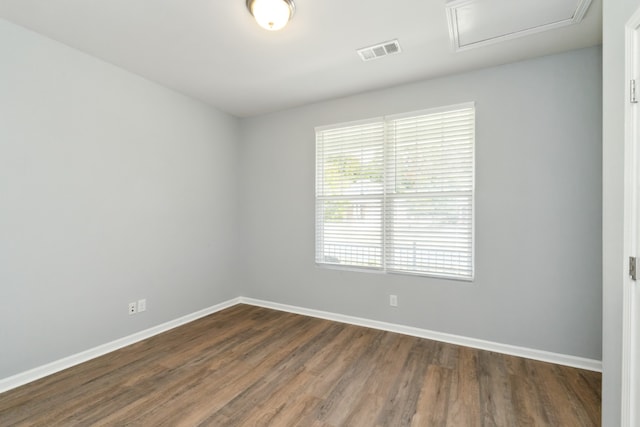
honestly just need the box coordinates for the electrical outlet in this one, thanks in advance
[137,298,146,312]
[128,302,137,315]
[389,294,398,307]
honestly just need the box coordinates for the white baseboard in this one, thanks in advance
[0,297,241,394]
[239,297,603,372]
[0,295,602,395]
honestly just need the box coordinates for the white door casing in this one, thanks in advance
[623,7,640,427]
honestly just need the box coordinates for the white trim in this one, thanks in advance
[622,7,640,426]
[0,295,602,396]
[445,0,592,52]
[239,297,602,372]
[0,297,241,394]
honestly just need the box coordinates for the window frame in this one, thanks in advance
[315,102,475,281]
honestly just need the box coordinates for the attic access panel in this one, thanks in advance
[445,0,592,51]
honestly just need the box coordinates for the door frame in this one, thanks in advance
[622,7,640,426]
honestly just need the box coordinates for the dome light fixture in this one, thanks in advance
[246,0,295,31]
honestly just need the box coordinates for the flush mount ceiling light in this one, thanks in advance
[246,0,295,31]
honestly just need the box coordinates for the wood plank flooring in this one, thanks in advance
[0,304,601,426]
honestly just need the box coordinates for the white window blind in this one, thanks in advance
[315,120,385,269]
[315,103,474,280]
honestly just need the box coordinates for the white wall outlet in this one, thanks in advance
[389,294,398,307]
[137,298,146,312]
[128,302,137,315]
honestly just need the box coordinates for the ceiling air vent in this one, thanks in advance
[357,40,402,62]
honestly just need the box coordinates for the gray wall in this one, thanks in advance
[239,47,603,361]
[0,20,241,378]
[602,0,640,425]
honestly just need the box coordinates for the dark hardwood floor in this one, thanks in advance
[0,304,601,426]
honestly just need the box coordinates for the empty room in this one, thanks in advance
[0,0,636,426]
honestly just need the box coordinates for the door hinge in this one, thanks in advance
[630,256,637,281]
[631,79,638,104]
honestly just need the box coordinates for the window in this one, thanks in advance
[315,103,475,280]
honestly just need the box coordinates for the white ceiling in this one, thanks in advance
[0,0,602,117]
